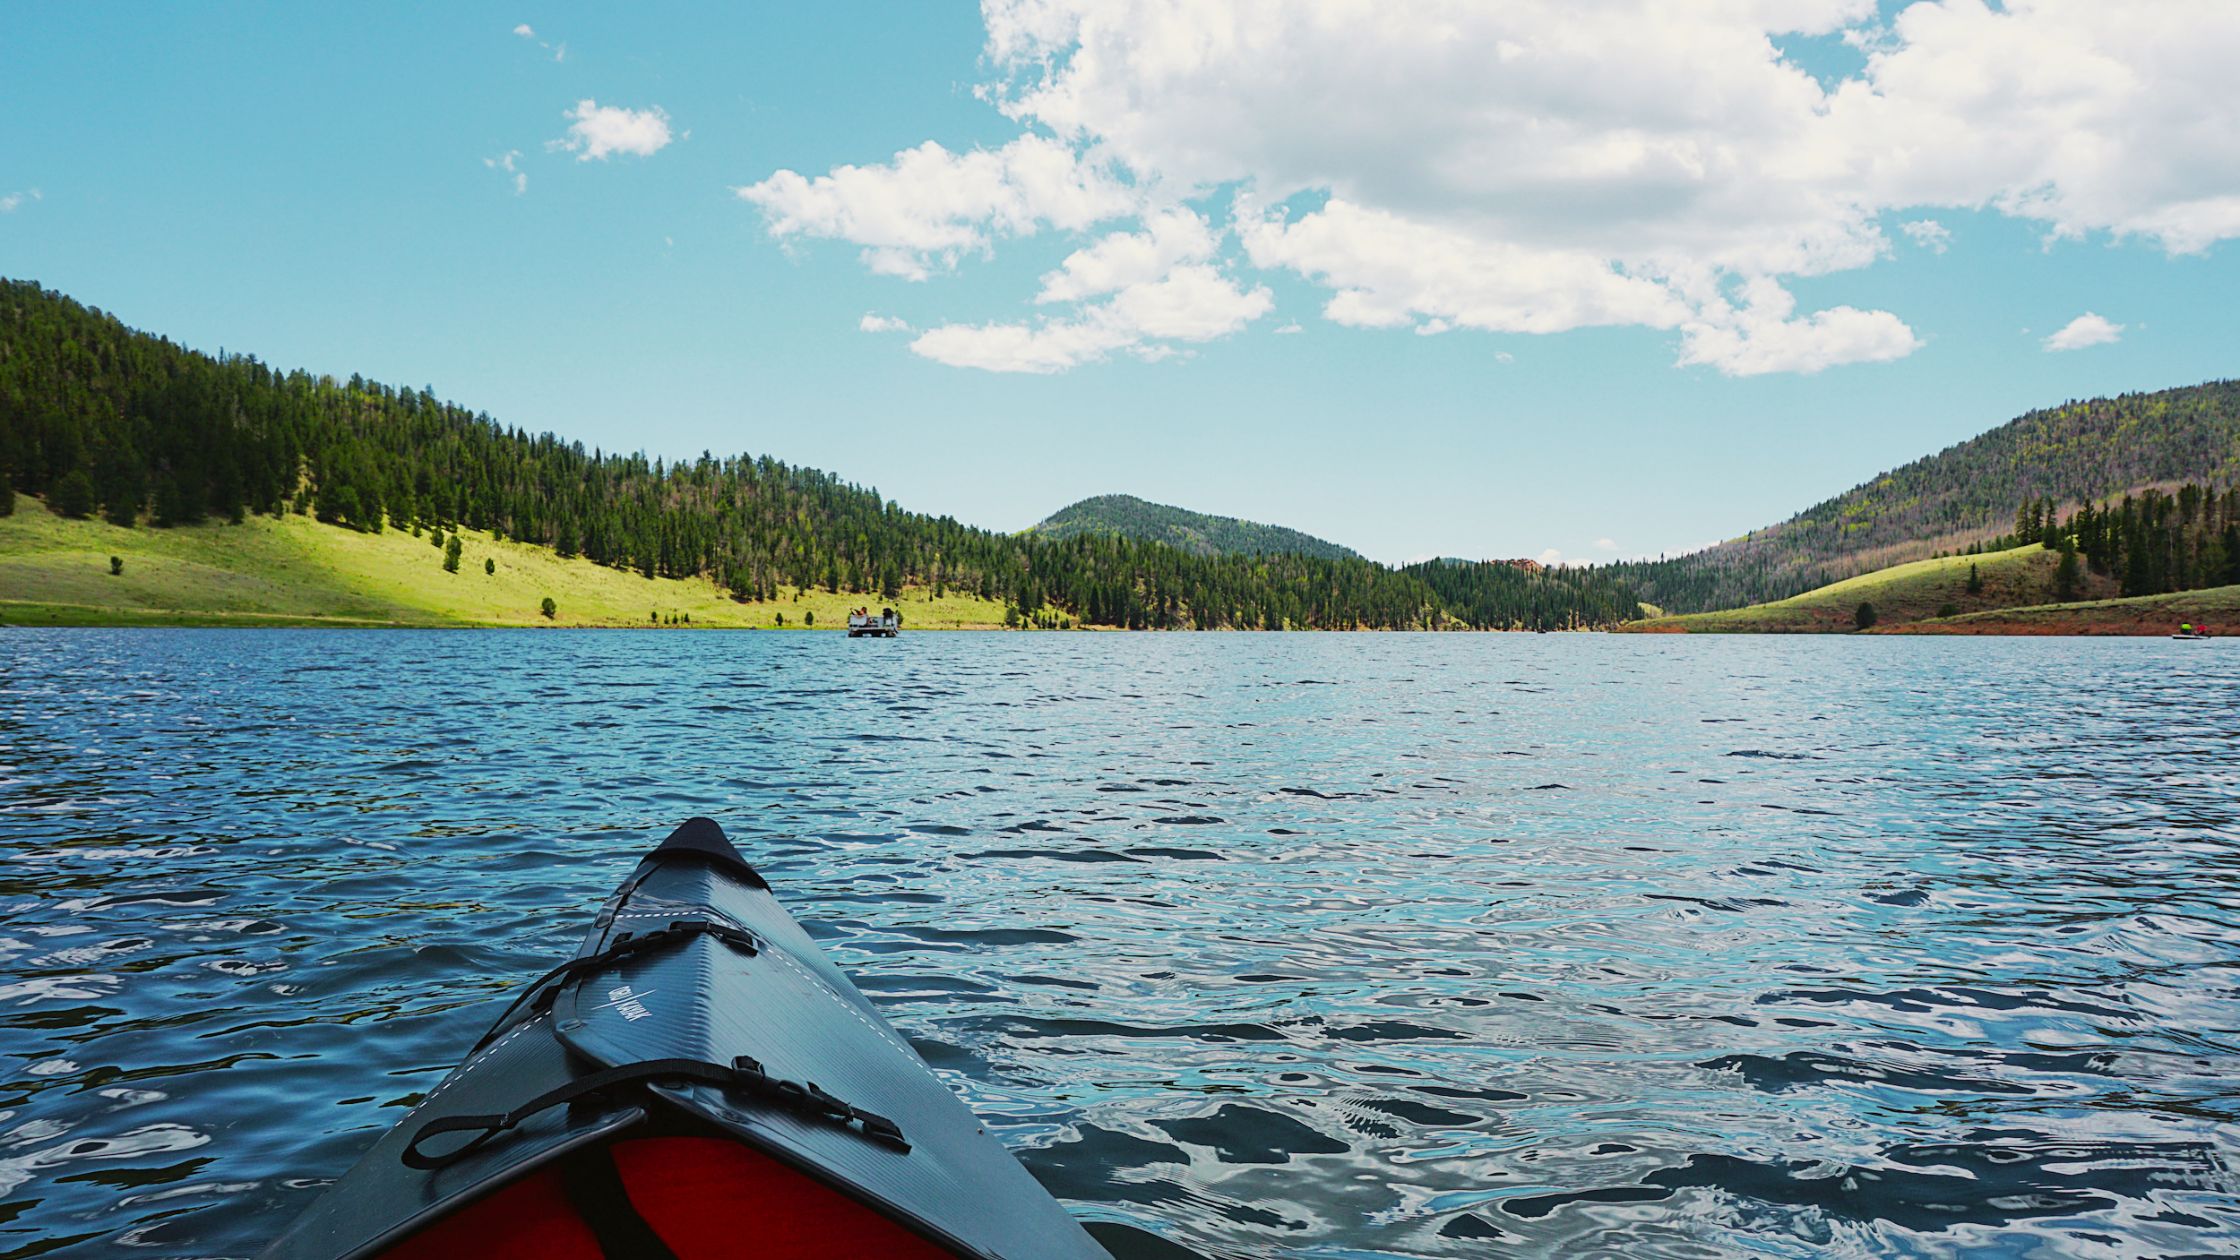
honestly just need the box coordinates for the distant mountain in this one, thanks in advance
[1033,493,1363,561]
[1606,380,2240,614]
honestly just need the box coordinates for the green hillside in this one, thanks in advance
[1620,545,2111,633]
[1602,380,2240,613]
[1032,493,1362,561]
[0,278,1642,631]
[0,497,1009,628]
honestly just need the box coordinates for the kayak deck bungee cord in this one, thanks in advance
[262,818,1108,1260]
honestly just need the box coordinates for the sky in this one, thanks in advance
[4,2,2237,566]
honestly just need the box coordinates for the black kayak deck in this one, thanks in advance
[262,818,1107,1260]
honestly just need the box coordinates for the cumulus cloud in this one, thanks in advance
[1593,538,1620,552]
[1678,276,1920,376]
[910,319,1134,374]
[1036,208,1216,303]
[555,100,675,161]
[1240,197,1689,335]
[1901,219,1951,253]
[737,0,2240,373]
[859,313,912,333]
[737,135,1131,281]
[2043,312,2123,352]
[1537,548,1564,567]
[911,263,1270,372]
[0,189,38,213]
[1273,322,1303,335]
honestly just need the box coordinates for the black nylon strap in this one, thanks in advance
[470,918,759,1055]
[401,1054,910,1171]
[561,1146,679,1260]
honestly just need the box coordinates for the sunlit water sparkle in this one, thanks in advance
[0,629,2235,1258]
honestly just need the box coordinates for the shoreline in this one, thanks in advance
[4,601,2222,637]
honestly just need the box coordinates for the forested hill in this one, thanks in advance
[1033,494,1361,561]
[0,279,1643,630]
[1602,380,2240,614]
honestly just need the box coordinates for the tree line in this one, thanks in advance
[2016,484,2240,601]
[0,279,1644,630]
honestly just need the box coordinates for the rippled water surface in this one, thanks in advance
[2,629,2237,1258]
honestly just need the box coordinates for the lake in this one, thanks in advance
[1,629,2235,1258]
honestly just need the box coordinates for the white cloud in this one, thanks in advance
[1901,219,1951,253]
[910,318,1136,374]
[1537,548,1564,566]
[1105,265,1271,340]
[483,150,526,196]
[512,23,534,38]
[2043,311,2123,352]
[1593,537,1619,552]
[1273,322,1303,335]
[911,263,1270,373]
[0,188,41,213]
[859,313,912,333]
[556,100,675,162]
[1678,276,1919,376]
[1239,197,1689,335]
[740,0,2240,374]
[1036,209,1216,303]
[738,135,1132,281]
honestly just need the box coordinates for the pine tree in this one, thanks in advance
[443,534,462,573]
[52,470,96,519]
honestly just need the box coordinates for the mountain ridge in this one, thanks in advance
[1599,379,2240,613]
[1032,494,1362,561]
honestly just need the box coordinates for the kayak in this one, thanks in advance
[262,818,1109,1260]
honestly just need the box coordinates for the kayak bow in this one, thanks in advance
[263,818,1108,1259]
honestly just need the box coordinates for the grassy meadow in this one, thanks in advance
[1883,584,2240,635]
[0,498,1010,629]
[1619,545,2115,633]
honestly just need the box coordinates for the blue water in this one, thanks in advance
[1,629,2236,1258]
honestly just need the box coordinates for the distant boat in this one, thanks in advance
[2174,623,2210,640]
[848,607,900,638]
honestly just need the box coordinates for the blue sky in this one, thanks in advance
[4,2,2235,565]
